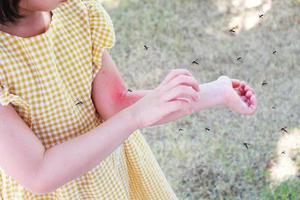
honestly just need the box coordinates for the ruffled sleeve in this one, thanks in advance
[82,0,116,80]
[0,67,12,106]
[0,68,32,127]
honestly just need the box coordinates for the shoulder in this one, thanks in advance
[80,0,111,19]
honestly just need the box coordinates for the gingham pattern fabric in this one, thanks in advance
[0,0,179,199]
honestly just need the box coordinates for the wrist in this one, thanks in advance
[215,77,231,106]
[209,80,228,106]
[193,80,227,112]
[124,105,142,130]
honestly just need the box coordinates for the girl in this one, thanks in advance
[0,0,257,199]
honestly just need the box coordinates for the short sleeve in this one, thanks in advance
[82,0,116,79]
[0,67,32,127]
[0,67,12,106]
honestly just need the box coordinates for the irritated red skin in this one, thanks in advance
[91,50,150,121]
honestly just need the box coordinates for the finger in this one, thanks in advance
[250,95,257,107]
[160,69,193,86]
[248,86,256,94]
[164,75,200,92]
[236,89,242,96]
[239,84,247,95]
[231,79,241,88]
[245,90,252,98]
[245,85,251,91]
[164,86,199,102]
[240,81,246,89]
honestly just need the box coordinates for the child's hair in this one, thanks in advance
[0,0,25,25]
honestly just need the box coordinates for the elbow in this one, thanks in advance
[27,177,56,195]
[26,174,50,195]
[26,165,59,195]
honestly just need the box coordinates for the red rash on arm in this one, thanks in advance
[91,49,151,121]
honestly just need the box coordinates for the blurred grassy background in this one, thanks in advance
[101,0,300,199]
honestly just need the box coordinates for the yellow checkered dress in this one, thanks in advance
[0,0,179,199]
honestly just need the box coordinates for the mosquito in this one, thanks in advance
[229,26,238,33]
[176,128,184,140]
[75,98,84,106]
[280,127,288,133]
[128,89,132,92]
[259,14,264,18]
[144,45,149,50]
[261,80,268,86]
[243,143,249,150]
[192,59,199,65]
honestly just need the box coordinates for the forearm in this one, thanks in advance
[117,81,224,115]
[35,107,137,194]
[99,89,151,120]
[117,89,152,111]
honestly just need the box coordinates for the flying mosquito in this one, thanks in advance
[229,26,238,33]
[272,50,277,54]
[281,127,288,133]
[261,80,268,86]
[259,14,264,18]
[128,89,132,92]
[192,59,199,65]
[237,57,242,61]
[205,127,210,132]
[144,45,149,50]
[243,142,249,150]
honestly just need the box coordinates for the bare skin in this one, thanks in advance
[0,0,65,38]
[92,50,257,127]
[0,0,258,196]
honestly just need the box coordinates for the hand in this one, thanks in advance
[217,76,257,115]
[128,69,200,129]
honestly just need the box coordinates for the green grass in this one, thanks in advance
[260,179,300,200]
[104,0,300,199]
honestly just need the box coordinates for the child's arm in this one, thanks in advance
[0,67,200,195]
[92,49,256,119]
[92,49,152,120]
[0,96,139,195]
